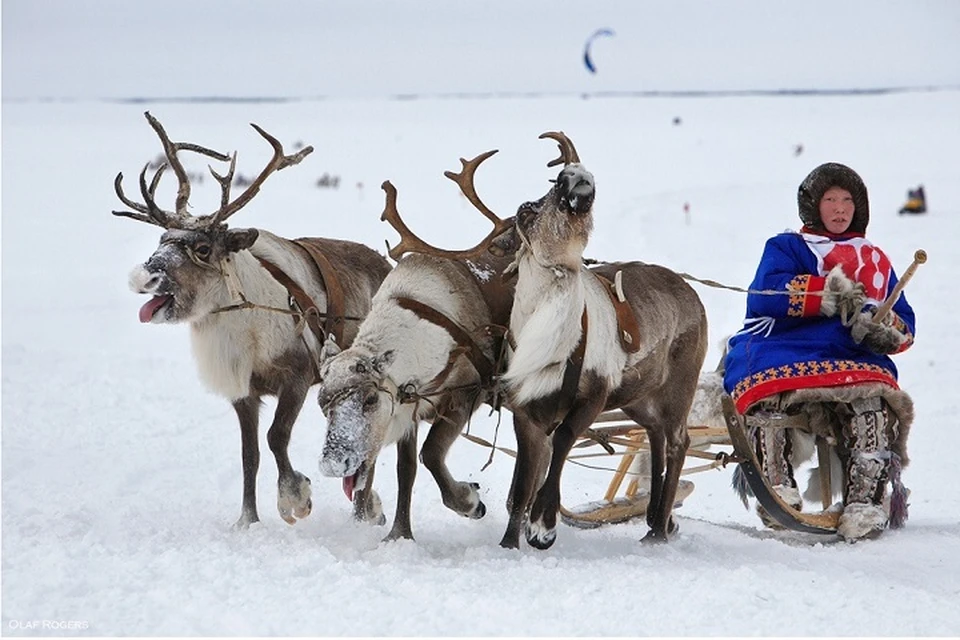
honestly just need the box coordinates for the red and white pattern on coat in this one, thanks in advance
[803,234,892,304]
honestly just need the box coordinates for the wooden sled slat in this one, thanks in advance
[560,479,695,529]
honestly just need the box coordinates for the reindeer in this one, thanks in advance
[495,133,708,549]
[115,112,391,528]
[316,152,517,540]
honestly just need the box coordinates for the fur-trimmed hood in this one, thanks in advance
[797,162,870,234]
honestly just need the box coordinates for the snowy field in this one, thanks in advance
[3,1,960,636]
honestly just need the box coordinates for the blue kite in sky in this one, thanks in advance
[583,28,615,74]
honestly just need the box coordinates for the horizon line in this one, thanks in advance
[4,84,959,105]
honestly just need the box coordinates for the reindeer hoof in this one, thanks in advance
[472,500,487,519]
[525,521,557,550]
[499,536,520,550]
[278,472,313,524]
[294,498,313,520]
[641,529,670,544]
[233,511,260,530]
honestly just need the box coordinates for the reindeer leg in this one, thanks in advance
[352,462,385,526]
[644,429,667,531]
[501,413,548,549]
[267,382,312,525]
[385,431,419,541]
[642,423,689,543]
[526,387,607,550]
[420,397,485,520]
[232,396,261,528]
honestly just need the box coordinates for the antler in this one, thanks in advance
[539,131,581,167]
[380,149,515,261]
[207,123,314,228]
[112,111,313,230]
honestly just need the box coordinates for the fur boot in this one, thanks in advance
[838,502,888,542]
[752,423,801,529]
[751,384,913,537]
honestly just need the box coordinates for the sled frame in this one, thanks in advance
[560,398,841,533]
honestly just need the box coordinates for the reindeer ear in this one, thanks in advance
[372,350,394,374]
[225,228,259,253]
[489,222,519,257]
[318,335,341,366]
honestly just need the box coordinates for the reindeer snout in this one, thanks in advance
[557,166,595,215]
[318,449,360,478]
[129,264,163,294]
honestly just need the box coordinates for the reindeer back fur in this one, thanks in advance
[190,230,389,401]
[593,262,709,414]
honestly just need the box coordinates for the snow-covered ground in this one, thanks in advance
[3,1,960,636]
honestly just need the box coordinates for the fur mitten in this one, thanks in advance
[851,308,906,354]
[820,265,866,324]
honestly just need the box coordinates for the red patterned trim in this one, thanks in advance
[787,274,826,317]
[888,311,915,353]
[732,360,899,413]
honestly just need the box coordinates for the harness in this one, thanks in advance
[394,296,505,400]
[215,240,355,380]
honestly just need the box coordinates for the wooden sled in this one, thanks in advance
[559,397,842,534]
[559,410,730,528]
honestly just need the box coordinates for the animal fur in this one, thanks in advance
[317,251,516,540]
[501,162,709,549]
[131,228,390,527]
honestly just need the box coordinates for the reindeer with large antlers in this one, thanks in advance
[117,111,391,528]
[315,151,517,541]
[498,132,709,548]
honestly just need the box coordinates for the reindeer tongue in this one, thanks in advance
[342,474,356,501]
[139,295,172,323]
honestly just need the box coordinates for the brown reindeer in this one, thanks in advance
[115,112,391,528]
[316,152,517,540]
[498,132,709,548]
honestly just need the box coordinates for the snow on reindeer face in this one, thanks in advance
[316,349,395,500]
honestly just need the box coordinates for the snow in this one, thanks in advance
[3,1,960,636]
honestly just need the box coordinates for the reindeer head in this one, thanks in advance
[316,346,397,500]
[514,132,595,271]
[117,111,312,324]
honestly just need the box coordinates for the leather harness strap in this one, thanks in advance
[294,239,347,347]
[593,271,641,354]
[395,297,496,388]
[254,256,326,344]
[253,241,348,348]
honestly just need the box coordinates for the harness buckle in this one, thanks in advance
[398,382,418,404]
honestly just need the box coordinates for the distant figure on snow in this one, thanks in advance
[899,185,926,215]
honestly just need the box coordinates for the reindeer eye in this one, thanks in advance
[355,363,367,374]
[194,244,212,260]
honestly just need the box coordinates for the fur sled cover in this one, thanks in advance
[774,382,913,468]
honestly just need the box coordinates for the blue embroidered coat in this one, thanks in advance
[723,228,916,414]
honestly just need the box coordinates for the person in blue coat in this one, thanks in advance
[724,162,916,541]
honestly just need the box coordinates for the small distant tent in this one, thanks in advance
[899,185,927,215]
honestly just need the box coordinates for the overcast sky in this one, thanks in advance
[4,0,960,100]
